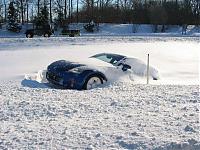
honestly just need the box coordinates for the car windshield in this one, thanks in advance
[91,53,125,65]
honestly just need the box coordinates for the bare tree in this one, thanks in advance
[50,0,52,23]
[3,0,7,22]
[20,0,24,24]
[26,0,29,23]
[0,3,3,25]
[38,0,40,15]
[76,0,79,22]
[64,0,67,19]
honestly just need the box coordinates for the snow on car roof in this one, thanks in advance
[90,53,126,59]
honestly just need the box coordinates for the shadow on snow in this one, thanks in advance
[21,79,51,89]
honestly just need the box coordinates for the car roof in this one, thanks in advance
[90,53,126,59]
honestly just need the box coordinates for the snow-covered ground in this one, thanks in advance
[0,36,199,149]
[0,23,200,37]
[0,82,199,149]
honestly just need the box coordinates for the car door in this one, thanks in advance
[121,58,159,80]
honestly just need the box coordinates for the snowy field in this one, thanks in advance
[0,23,200,37]
[0,36,199,149]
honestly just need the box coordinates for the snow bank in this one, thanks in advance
[0,82,199,149]
[0,23,200,38]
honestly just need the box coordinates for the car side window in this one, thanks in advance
[95,55,112,64]
[91,53,126,65]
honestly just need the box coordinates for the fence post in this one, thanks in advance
[147,54,150,84]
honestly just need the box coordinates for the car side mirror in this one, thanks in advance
[122,64,131,72]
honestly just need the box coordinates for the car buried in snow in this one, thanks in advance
[46,53,159,90]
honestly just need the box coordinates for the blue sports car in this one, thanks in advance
[46,53,159,90]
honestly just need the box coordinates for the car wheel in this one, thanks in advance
[44,33,50,37]
[83,75,103,90]
[26,33,33,38]
[69,34,74,37]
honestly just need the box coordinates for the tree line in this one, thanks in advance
[80,0,200,25]
[0,0,199,27]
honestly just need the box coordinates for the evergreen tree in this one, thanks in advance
[34,5,49,26]
[53,10,64,30]
[57,10,64,26]
[7,2,20,32]
[0,5,3,24]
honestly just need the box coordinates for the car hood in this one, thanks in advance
[79,58,114,67]
[48,58,114,72]
[47,60,85,72]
